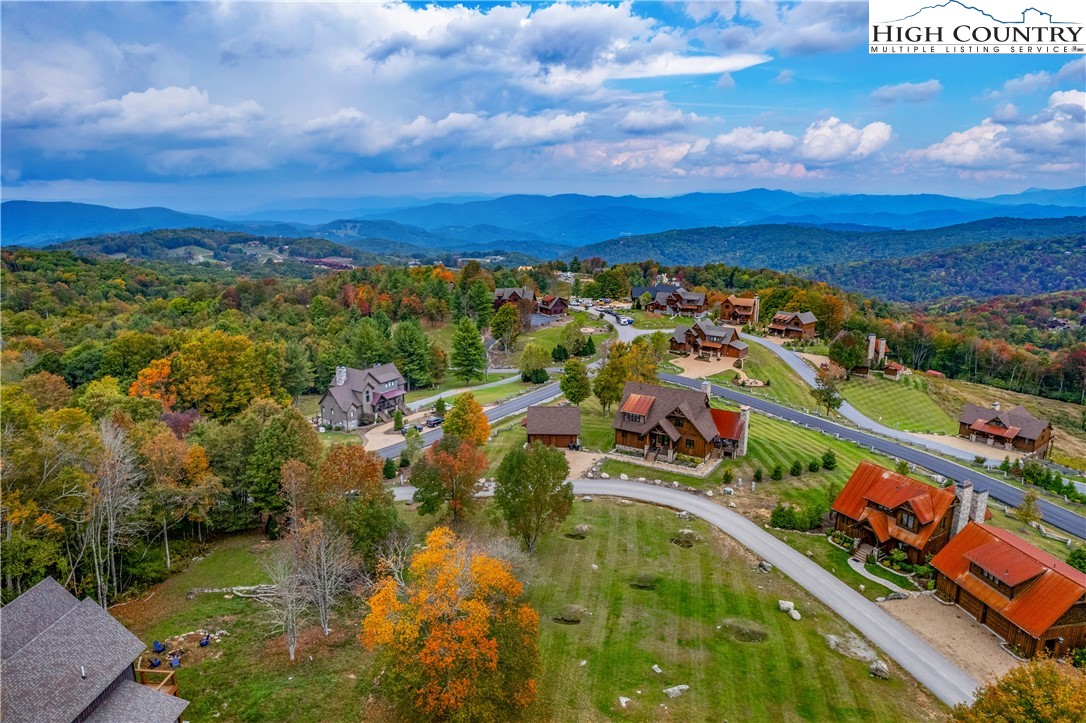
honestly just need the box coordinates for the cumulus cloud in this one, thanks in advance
[800,118,892,163]
[989,57,1085,98]
[86,86,265,139]
[617,107,695,134]
[870,80,942,105]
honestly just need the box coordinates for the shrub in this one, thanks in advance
[770,465,784,481]
[434,397,447,416]
[393,410,404,431]
[753,468,763,483]
[383,457,397,479]
[866,553,878,564]
[399,453,410,468]
[770,503,797,529]
[790,460,803,477]
[821,450,837,470]
[551,344,569,362]
[808,459,821,473]
[721,467,734,485]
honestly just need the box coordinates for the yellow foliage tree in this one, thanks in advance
[442,392,490,446]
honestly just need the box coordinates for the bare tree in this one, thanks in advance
[264,555,309,663]
[292,518,359,636]
[376,528,416,592]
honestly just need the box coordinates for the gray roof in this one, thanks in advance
[771,310,817,325]
[671,326,690,345]
[0,578,188,723]
[494,287,534,301]
[631,284,679,300]
[958,404,1051,441]
[84,681,189,723]
[324,363,404,410]
[693,319,735,341]
[525,405,580,436]
[729,340,748,351]
[613,381,718,444]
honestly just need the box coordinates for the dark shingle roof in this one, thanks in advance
[84,681,189,723]
[324,364,405,410]
[631,284,679,300]
[958,404,1050,441]
[612,382,718,443]
[0,578,189,723]
[494,287,534,301]
[525,406,580,436]
[771,311,817,326]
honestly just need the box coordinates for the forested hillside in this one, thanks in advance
[808,234,1086,302]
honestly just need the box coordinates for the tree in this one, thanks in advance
[829,331,867,373]
[393,319,433,390]
[443,393,490,446]
[393,409,404,431]
[551,344,569,362]
[282,340,314,399]
[810,366,844,414]
[822,450,838,470]
[790,460,803,476]
[434,397,447,416]
[402,427,424,465]
[1016,488,1042,527]
[491,303,520,351]
[593,348,627,414]
[317,445,385,508]
[626,338,659,384]
[265,554,309,663]
[411,436,488,520]
[579,335,596,357]
[561,322,586,356]
[494,442,573,552]
[128,358,176,411]
[19,371,72,411]
[808,459,821,473]
[291,518,359,636]
[638,291,652,310]
[560,358,591,405]
[895,460,910,475]
[951,658,1085,722]
[771,464,784,480]
[1069,546,1086,573]
[280,459,312,522]
[361,526,540,720]
[383,456,397,479]
[519,342,549,383]
[468,280,493,331]
[451,317,486,384]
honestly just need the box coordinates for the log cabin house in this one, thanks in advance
[523,405,580,448]
[493,287,536,312]
[0,578,189,723]
[630,284,680,305]
[613,381,748,463]
[767,311,818,339]
[932,521,1086,658]
[537,294,569,316]
[669,320,748,360]
[319,364,407,429]
[957,403,1054,458]
[647,289,708,316]
[720,294,760,326]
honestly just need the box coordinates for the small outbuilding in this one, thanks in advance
[523,405,580,448]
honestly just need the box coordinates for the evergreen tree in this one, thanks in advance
[282,340,314,399]
[382,456,397,479]
[560,358,591,405]
[434,397,447,416]
[468,280,493,331]
[579,335,596,357]
[551,344,569,362]
[451,317,487,384]
[392,319,433,390]
[491,303,520,351]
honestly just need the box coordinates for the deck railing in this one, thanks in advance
[134,662,180,696]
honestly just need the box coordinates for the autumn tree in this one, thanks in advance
[951,658,1085,722]
[451,317,487,384]
[829,331,867,375]
[361,527,540,720]
[593,345,629,413]
[317,444,385,507]
[280,459,312,522]
[810,365,844,414]
[626,337,659,384]
[411,436,488,521]
[491,303,520,351]
[18,371,72,411]
[442,393,490,446]
[560,358,591,405]
[561,321,586,356]
[1016,488,1043,527]
[129,357,177,410]
[494,442,573,551]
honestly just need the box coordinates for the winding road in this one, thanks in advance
[392,479,980,708]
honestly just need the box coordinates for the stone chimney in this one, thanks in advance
[970,487,989,525]
[738,405,750,457]
[867,334,877,365]
[701,380,712,403]
[952,480,974,536]
[334,366,347,386]
[991,401,1001,412]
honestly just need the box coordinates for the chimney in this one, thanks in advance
[991,401,1001,412]
[970,488,989,524]
[334,366,347,386]
[701,380,712,403]
[867,334,877,364]
[952,480,974,536]
[738,405,750,457]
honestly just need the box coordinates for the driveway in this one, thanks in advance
[392,479,979,708]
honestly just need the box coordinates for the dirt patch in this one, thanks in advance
[629,573,660,590]
[564,532,587,540]
[824,632,877,662]
[706,527,759,565]
[719,618,769,643]
[668,537,695,549]
[564,450,599,478]
[553,604,588,625]
[261,620,355,664]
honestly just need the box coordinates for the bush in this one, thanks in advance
[753,468,763,483]
[770,503,797,529]
[393,410,404,431]
[551,344,569,362]
[770,465,784,481]
[808,459,821,473]
[399,454,410,468]
[821,450,837,470]
[522,368,549,384]
[790,460,803,477]
[383,457,397,479]
[434,397,447,416]
[721,468,734,485]
[867,553,878,564]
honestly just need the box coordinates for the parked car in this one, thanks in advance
[400,424,424,435]
[425,416,445,428]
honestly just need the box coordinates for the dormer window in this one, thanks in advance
[899,510,917,531]
[624,412,643,423]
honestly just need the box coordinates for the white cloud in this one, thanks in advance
[714,126,797,154]
[86,86,264,139]
[870,80,942,105]
[618,107,694,134]
[800,118,891,163]
[771,69,794,85]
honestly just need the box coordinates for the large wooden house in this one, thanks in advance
[957,403,1054,457]
[767,311,818,339]
[720,294,760,326]
[0,578,189,723]
[319,364,407,429]
[613,382,748,462]
[932,521,1086,658]
[631,284,680,304]
[537,294,569,316]
[493,287,536,312]
[669,320,748,360]
[830,461,987,565]
[647,288,708,316]
[523,405,580,448]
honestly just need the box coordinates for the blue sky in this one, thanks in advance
[1,1,1083,213]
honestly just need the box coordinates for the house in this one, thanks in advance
[925,369,946,378]
[932,521,1086,658]
[669,320,748,360]
[319,364,407,429]
[537,294,569,316]
[0,578,189,723]
[767,311,818,339]
[613,381,749,462]
[630,284,680,305]
[720,294,760,326]
[493,287,536,312]
[883,361,907,381]
[647,288,708,316]
[523,406,580,448]
[957,403,1054,457]
[830,461,985,565]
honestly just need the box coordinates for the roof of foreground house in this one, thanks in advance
[524,405,581,436]
[770,310,817,326]
[613,382,742,443]
[957,404,1050,441]
[324,363,405,409]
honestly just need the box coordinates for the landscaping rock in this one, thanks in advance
[662,685,689,698]
[652,664,663,674]
[638,477,646,482]
[671,482,680,488]
[728,502,737,508]
[759,561,773,573]
[870,660,890,679]
[575,524,592,536]
[582,496,593,502]
[789,609,802,621]
[778,600,795,612]
[806,550,813,557]
[601,473,610,479]
[724,486,734,495]
[876,597,886,603]
[859,584,865,592]
[676,511,690,520]
[618,499,632,506]
[618,696,632,709]
[591,564,599,572]
[620,473,629,481]
[579,660,587,667]
[824,633,877,662]
[886,592,909,601]
[705,490,714,497]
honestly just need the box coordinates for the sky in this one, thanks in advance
[1,1,1084,213]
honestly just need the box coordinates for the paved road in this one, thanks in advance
[392,480,979,708]
[661,372,1086,539]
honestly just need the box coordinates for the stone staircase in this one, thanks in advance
[853,543,877,562]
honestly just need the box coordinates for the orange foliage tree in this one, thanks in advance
[129,357,177,411]
[951,658,1085,722]
[410,436,488,521]
[316,444,385,508]
[361,527,540,720]
[441,392,490,446]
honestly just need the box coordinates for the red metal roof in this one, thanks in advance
[969,420,1020,438]
[832,461,956,549]
[710,409,743,441]
[964,541,1045,587]
[931,522,1086,638]
[620,393,654,416]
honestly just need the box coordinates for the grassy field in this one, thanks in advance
[864,563,918,591]
[629,309,693,329]
[485,413,529,472]
[577,396,619,452]
[317,430,364,447]
[742,342,820,412]
[404,372,517,403]
[841,375,958,435]
[293,394,321,418]
[471,379,549,406]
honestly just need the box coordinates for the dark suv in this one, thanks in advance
[425,416,445,428]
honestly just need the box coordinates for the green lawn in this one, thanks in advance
[576,396,618,452]
[865,563,918,591]
[293,394,321,418]
[317,430,364,447]
[842,375,958,435]
[403,372,516,403]
[485,414,528,472]
[770,529,893,601]
[630,309,693,329]
[471,379,548,406]
[743,342,821,412]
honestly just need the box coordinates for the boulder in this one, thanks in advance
[662,685,689,699]
[806,551,813,558]
[618,696,632,709]
[582,496,593,502]
[870,660,890,679]
[759,561,773,573]
[600,473,610,480]
[579,660,587,667]
[728,502,737,508]
[591,564,599,572]
[724,486,734,495]
[876,597,886,603]
[789,609,802,621]
[705,490,714,497]
[638,477,646,482]
[886,592,910,601]
[676,511,691,520]
[620,473,629,481]
[859,584,865,593]
[778,600,795,612]
[671,482,680,488]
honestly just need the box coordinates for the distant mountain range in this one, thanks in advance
[4,186,1082,249]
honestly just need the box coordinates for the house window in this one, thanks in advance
[365,390,371,403]
[685,439,694,450]
[349,410,354,419]
[899,511,917,531]
[673,418,683,428]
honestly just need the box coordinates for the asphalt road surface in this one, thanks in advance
[392,480,979,708]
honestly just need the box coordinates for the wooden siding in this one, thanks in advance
[527,433,577,448]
